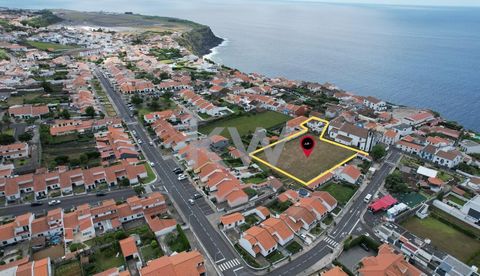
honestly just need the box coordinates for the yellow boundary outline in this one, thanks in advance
[249,116,368,186]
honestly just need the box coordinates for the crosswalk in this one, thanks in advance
[218,258,241,271]
[324,236,339,248]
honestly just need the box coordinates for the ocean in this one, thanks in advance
[3,0,480,130]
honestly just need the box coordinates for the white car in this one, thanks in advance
[149,141,154,146]
[138,139,143,144]
[48,199,61,206]
[150,162,155,166]
[177,174,187,181]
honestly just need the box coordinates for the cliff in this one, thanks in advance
[175,25,223,57]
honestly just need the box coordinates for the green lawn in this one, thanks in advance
[140,244,163,262]
[320,182,356,205]
[0,49,9,61]
[266,199,292,214]
[310,223,323,236]
[265,250,285,263]
[401,216,480,265]
[140,162,156,184]
[5,92,44,106]
[243,176,267,184]
[234,244,261,268]
[90,251,125,273]
[55,260,82,276]
[245,214,259,226]
[286,241,303,254]
[198,111,291,140]
[446,195,466,206]
[26,40,78,51]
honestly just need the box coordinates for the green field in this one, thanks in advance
[446,195,467,206]
[140,244,163,262]
[320,182,357,205]
[55,260,82,276]
[254,133,356,182]
[0,49,9,61]
[26,40,78,51]
[199,111,291,140]
[401,215,480,266]
[41,133,99,169]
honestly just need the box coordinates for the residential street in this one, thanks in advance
[95,67,402,276]
[0,188,135,217]
[96,69,245,276]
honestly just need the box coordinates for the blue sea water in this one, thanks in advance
[2,0,480,130]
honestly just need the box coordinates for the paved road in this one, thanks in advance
[0,189,135,217]
[265,150,401,275]
[96,69,245,276]
[97,67,402,276]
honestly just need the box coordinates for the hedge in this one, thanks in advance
[332,259,355,276]
[343,235,380,252]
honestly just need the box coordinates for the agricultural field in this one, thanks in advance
[40,130,100,169]
[198,111,290,140]
[253,132,357,183]
[401,211,480,266]
[25,40,78,51]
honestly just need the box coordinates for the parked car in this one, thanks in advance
[138,139,143,144]
[192,193,202,200]
[173,168,183,174]
[177,174,187,181]
[31,201,43,207]
[96,191,107,196]
[188,199,195,205]
[149,141,154,146]
[48,200,61,206]
[150,162,155,167]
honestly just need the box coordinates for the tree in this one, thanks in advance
[370,144,386,161]
[85,106,96,118]
[159,72,170,80]
[18,132,33,142]
[0,134,15,145]
[54,155,70,165]
[148,99,160,111]
[119,178,130,187]
[134,185,145,195]
[2,114,11,129]
[131,95,143,106]
[385,171,409,194]
[59,109,70,119]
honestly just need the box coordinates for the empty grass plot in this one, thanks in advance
[250,117,366,186]
[254,133,356,183]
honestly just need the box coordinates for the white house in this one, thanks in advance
[238,226,278,257]
[460,140,480,154]
[363,96,387,111]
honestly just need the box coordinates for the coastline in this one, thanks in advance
[203,37,228,61]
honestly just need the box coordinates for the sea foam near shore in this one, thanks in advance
[204,37,229,63]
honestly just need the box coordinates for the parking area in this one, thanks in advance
[337,245,375,272]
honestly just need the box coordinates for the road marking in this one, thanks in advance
[348,218,361,235]
[233,266,244,272]
[218,258,241,271]
[324,237,338,247]
[215,257,226,263]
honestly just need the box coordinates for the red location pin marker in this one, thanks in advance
[300,136,315,158]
